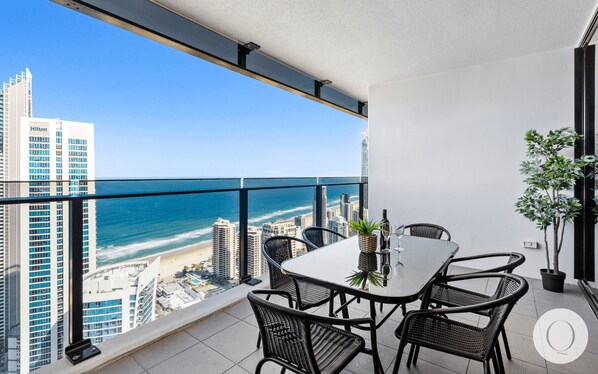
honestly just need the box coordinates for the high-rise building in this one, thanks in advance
[261,220,302,274]
[1,70,97,374]
[293,215,307,229]
[1,70,32,370]
[82,258,160,344]
[8,117,96,373]
[246,226,262,278]
[212,218,237,279]
[327,216,349,243]
[312,186,328,228]
[361,131,368,177]
[350,208,361,235]
[339,194,352,221]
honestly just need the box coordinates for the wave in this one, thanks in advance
[97,204,314,262]
[248,205,312,224]
[97,226,213,260]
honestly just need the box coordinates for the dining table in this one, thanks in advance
[281,234,460,327]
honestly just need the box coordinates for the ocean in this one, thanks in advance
[94,180,359,266]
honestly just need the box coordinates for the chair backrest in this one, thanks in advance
[302,226,347,249]
[469,274,528,354]
[248,291,320,373]
[437,273,527,358]
[262,236,314,289]
[405,223,451,241]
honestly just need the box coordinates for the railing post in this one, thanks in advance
[239,188,261,285]
[315,185,323,227]
[65,198,100,364]
[359,183,365,220]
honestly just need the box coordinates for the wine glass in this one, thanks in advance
[380,221,392,252]
[393,224,405,253]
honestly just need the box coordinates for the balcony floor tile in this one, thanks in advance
[94,355,145,374]
[131,330,198,370]
[147,341,234,374]
[203,320,260,363]
[185,311,239,341]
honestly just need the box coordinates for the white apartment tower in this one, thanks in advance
[1,70,97,373]
[82,258,160,344]
[328,216,349,243]
[361,131,368,177]
[261,220,301,256]
[246,226,262,278]
[261,220,301,274]
[1,70,32,369]
[212,218,237,279]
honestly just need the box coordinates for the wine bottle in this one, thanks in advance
[380,209,390,249]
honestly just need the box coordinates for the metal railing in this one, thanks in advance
[0,177,367,366]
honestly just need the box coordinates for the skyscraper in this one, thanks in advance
[312,186,328,228]
[211,218,237,279]
[262,220,300,254]
[82,258,160,345]
[361,131,368,177]
[339,193,352,221]
[246,226,262,278]
[1,70,97,373]
[1,70,32,370]
[327,216,349,243]
[8,117,96,373]
[293,215,307,229]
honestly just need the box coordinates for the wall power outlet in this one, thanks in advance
[523,241,539,249]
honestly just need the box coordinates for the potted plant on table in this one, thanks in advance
[515,127,595,292]
[349,219,380,253]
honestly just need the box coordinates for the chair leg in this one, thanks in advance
[380,302,384,312]
[339,293,351,332]
[406,344,415,368]
[492,352,500,374]
[392,341,406,374]
[401,303,406,316]
[412,345,420,365]
[329,293,335,317]
[255,358,267,374]
[483,359,492,374]
[279,368,286,374]
[495,344,505,374]
[501,327,512,360]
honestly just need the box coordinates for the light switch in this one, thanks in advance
[523,241,538,249]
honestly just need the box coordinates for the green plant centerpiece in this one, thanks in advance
[349,219,380,253]
[515,127,595,292]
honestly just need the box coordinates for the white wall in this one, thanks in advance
[369,47,596,285]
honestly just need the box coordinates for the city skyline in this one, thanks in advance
[0,2,367,179]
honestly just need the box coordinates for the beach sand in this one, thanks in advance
[141,242,212,281]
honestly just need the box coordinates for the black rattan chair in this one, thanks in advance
[302,226,347,249]
[248,290,382,374]
[404,223,451,241]
[429,252,526,360]
[392,273,528,374]
[262,236,333,311]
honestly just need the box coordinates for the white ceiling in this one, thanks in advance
[154,0,596,102]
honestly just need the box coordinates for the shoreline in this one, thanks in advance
[99,206,350,280]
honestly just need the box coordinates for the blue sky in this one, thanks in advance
[0,1,367,178]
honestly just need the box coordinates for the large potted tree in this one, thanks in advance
[515,127,594,292]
